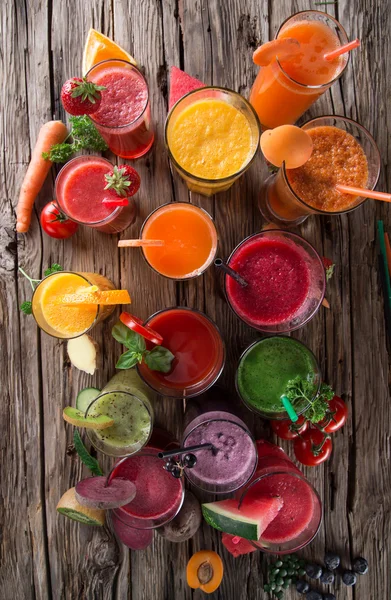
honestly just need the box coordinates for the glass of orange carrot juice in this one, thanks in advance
[32,271,116,339]
[139,202,218,280]
[250,11,350,128]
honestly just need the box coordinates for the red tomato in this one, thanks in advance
[270,415,308,440]
[319,395,348,433]
[40,201,78,239]
[293,428,333,467]
[119,312,163,345]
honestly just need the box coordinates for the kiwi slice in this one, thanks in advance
[63,406,114,430]
[57,487,105,526]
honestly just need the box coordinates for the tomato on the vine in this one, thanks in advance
[319,395,348,433]
[293,428,333,467]
[40,201,78,239]
[270,415,308,440]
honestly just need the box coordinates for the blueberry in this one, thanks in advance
[164,461,175,472]
[320,570,335,585]
[305,563,323,579]
[342,570,357,586]
[305,591,322,600]
[183,453,197,468]
[353,556,369,575]
[323,594,336,600]
[296,580,310,594]
[171,466,182,478]
[324,552,340,571]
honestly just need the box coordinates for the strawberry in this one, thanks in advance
[104,165,141,199]
[61,77,106,116]
[322,257,335,282]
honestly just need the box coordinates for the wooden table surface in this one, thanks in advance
[1,0,390,599]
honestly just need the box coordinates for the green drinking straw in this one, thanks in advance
[281,395,298,422]
[378,220,391,313]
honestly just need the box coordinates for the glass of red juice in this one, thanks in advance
[224,231,325,333]
[237,441,322,554]
[137,307,225,398]
[87,59,154,159]
[56,156,136,234]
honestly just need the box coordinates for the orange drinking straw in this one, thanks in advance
[335,184,391,203]
[118,239,165,248]
[324,39,360,61]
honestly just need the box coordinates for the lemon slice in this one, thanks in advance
[83,28,137,75]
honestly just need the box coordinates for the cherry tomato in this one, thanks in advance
[270,415,308,440]
[40,201,78,239]
[119,312,163,345]
[319,395,348,433]
[293,428,333,467]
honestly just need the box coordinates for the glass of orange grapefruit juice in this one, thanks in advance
[140,202,218,280]
[250,11,350,129]
[32,271,115,339]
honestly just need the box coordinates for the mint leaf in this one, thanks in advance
[116,349,142,370]
[144,346,174,373]
[44,263,63,276]
[73,430,103,476]
[112,321,146,353]
[20,301,32,315]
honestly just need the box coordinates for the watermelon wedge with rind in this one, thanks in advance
[169,66,206,110]
[202,496,283,541]
[222,533,257,557]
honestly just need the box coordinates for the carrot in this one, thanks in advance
[16,120,68,233]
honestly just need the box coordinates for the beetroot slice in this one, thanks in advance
[75,477,136,510]
[110,511,153,550]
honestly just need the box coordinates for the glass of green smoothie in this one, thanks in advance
[86,370,154,457]
[236,336,321,420]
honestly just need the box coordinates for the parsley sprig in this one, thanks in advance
[42,115,108,163]
[284,376,335,424]
[19,263,63,315]
[112,321,174,373]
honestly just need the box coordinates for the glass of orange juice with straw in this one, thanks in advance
[32,272,130,339]
[250,11,354,128]
[119,203,218,280]
[165,88,260,196]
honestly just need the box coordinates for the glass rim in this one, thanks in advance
[107,448,185,529]
[164,86,261,184]
[136,306,226,398]
[281,115,381,215]
[139,202,219,281]
[235,335,322,420]
[182,417,258,494]
[275,10,350,90]
[31,271,100,339]
[55,155,123,226]
[238,469,322,554]
[85,389,154,457]
[223,230,326,333]
[86,59,150,130]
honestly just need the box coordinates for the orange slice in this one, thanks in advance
[82,29,137,75]
[253,38,300,67]
[56,289,131,306]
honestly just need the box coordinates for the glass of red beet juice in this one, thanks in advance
[224,230,325,333]
[56,156,136,234]
[237,441,322,554]
[87,59,154,159]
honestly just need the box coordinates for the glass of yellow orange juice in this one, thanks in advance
[139,202,218,280]
[165,88,260,196]
[32,271,116,339]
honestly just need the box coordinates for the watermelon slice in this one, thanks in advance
[222,533,257,558]
[202,496,283,541]
[169,66,206,110]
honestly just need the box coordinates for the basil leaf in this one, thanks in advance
[112,321,146,353]
[73,430,103,476]
[144,346,175,373]
[116,349,141,370]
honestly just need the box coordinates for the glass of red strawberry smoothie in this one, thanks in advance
[87,59,154,159]
[56,156,136,234]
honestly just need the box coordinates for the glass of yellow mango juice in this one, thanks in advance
[165,87,260,196]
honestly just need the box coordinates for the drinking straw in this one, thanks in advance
[214,258,248,288]
[336,184,391,202]
[385,233,391,277]
[377,221,391,314]
[324,39,360,62]
[158,443,213,459]
[118,239,165,248]
[102,197,129,207]
[378,255,391,346]
[280,395,298,422]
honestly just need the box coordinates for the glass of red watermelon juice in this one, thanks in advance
[236,441,322,554]
[87,59,154,159]
[107,429,184,550]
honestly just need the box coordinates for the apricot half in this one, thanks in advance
[186,550,224,594]
[260,125,313,169]
[253,38,301,67]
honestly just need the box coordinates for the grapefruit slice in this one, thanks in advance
[169,66,206,110]
[253,38,301,67]
[57,487,105,525]
[222,533,257,557]
[202,496,283,541]
[83,29,137,75]
[56,289,131,306]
